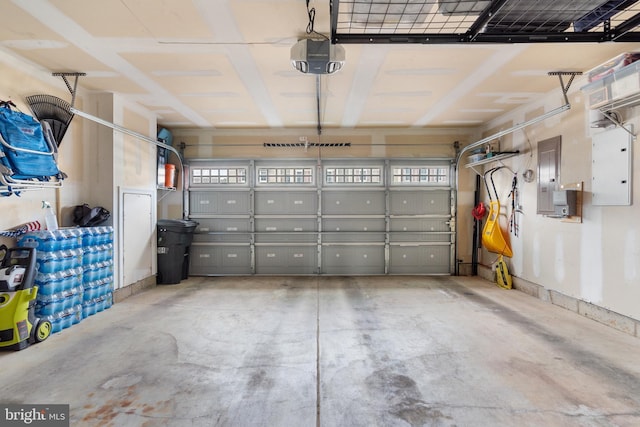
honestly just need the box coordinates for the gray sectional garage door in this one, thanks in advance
[187,159,453,275]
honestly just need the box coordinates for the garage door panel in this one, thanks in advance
[389,245,450,274]
[322,218,385,243]
[190,244,252,275]
[322,190,385,215]
[389,190,450,215]
[255,218,318,243]
[255,191,317,215]
[389,218,451,243]
[190,191,251,215]
[255,245,317,274]
[193,218,251,243]
[323,232,386,243]
[321,245,385,274]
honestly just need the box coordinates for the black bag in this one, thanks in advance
[73,204,111,227]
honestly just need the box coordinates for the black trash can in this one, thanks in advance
[157,219,198,284]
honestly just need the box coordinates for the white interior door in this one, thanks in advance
[121,190,154,288]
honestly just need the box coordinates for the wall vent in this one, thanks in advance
[263,142,351,148]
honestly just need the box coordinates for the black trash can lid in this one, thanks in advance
[158,219,198,232]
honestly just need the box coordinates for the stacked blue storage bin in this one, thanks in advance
[81,226,114,318]
[18,229,85,333]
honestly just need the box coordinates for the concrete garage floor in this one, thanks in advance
[1,276,640,427]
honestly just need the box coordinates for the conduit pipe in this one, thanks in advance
[71,107,187,219]
[53,72,187,217]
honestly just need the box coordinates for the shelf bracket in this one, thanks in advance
[548,71,582,105]
[601,110,637,141]
[468,164,482,176]
[52,72,86,109]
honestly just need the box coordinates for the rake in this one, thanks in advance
[25,94,74,146]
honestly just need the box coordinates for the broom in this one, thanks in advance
[25,94,74,146]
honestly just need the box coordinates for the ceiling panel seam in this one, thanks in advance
[12,0,211,127]
[192,0,282,127]
[341,45,390,127]
[413,45,528,126]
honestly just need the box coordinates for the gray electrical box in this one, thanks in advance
[553,189,577,217]
[537,136,561,215]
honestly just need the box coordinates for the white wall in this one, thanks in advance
[83,92,158,290]
[0,50,87,245]
[476,77,640,322]
[0,50,158,291]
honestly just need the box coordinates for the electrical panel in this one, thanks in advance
[537,136,561,214]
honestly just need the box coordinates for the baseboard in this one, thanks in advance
[477,264,639,338]
[113,275,157,303]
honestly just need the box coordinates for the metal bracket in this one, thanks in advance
[601,110,637,140]
[52,72,86,108]
[548,71,582,105]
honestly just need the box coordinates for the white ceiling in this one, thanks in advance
[1,0,638,130]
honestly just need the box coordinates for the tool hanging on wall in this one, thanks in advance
[25,94,75,146]
[25,73,84,146]
[482,167,513,258]
[472,202,486,220]
[509,172,521,237]
[471,174,481,276]
[495,254,513,289]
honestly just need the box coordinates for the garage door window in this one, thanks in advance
[192,167,247,185]
[391,166,449,185]
[325,167,382,184]
[257,167,314,185]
